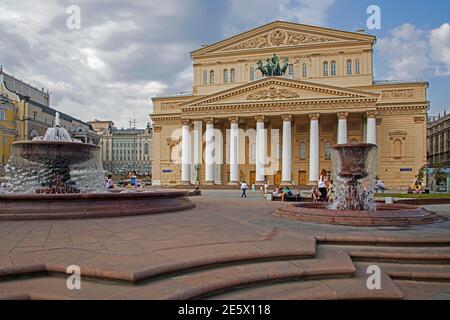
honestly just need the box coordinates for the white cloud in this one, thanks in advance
[429,23,450,76]
[377,23,429,80]
[377,23,450,80]
[0,0,202,128]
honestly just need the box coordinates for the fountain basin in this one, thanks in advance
[275,203,446,227]
[0,190,195,220]
[12,141,99,166]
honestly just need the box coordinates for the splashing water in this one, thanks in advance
[329,144,378,211]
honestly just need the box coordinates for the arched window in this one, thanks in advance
[331,61,336,76]
[230,68,235,82]
[144,142,149,156]
[299,142,307,160]
[249,67,255,81]
[302,63,307,78]
[288,64,294,77]
[355,59,361,74]
[346,60,352,75]
[323,61,329,76]
[223,69,228,83]
[324,141,332,159]
[202,71,208,85]
[209,70,215,84]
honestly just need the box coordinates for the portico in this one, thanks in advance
[177,77,379,186]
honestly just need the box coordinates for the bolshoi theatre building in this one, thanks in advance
[150,21,428,189]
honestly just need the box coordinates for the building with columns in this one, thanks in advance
[150,21,428,189]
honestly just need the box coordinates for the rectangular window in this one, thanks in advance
[0,110,5,121]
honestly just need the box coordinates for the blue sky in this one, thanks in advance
[0,0,449,127]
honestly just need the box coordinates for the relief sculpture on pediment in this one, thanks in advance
[247,86,300,100]
[222,29,337,52]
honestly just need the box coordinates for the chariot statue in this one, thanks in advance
[256,54,289,77]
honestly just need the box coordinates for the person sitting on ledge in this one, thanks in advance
[273,185,286,201]
[283,186,293,197]
[311,186,321,202]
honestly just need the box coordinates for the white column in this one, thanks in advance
[366,111,377,145]
[309,113,320,183]
[256,115,266,183]
[229,117,239,184]
[214,126,224,185]
[282,114,292,183]
[205,118,215,184]
[192,120,202,184]
[337,112,348,144]
[181,119,191,184]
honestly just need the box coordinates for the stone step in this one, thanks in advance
[208,265,405,300]
[393,280,450,300]
[356,262,450,282]
[316,235,450,247]
[0,236,316,283]
[319,244,450,264]
[0,248,355,300]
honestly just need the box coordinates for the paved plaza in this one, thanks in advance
[0,190,449,300]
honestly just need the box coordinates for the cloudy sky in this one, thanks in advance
[1,0,449,128]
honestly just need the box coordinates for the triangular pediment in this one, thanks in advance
[191,21,375,56]
[183,77,379,107]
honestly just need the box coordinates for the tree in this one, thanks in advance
[433,165,447,186]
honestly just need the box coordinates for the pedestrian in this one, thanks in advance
[130,171,138,188]
[318,169,328,201]
[106,175,114,189]
[241,181,248,198]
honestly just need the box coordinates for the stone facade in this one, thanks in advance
[151,21,429,189]
[89,120,152,176]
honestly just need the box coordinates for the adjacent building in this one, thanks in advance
[151,21,429,189]
[427,112,450,192]
[427,112,450,167]
[0,67,100,165]
[88,120,152,176]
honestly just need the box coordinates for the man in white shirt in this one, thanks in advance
[241,181,248,198]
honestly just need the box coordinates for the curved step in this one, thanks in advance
[0,249,354,300]
[0,236,316,283]
[209,265,405,300]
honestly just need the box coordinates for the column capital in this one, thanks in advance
[309,113,320,121]
[153,126,162,133]
[255,115,265,123]
[337,112,349,120]
[281,114,293,122]
[181,118,191,126]
[366,110,377,119]
[228,116,239,124]
[205,117,214,125]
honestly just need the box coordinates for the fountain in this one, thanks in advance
[275,143,446,226]
[0,113,195,220]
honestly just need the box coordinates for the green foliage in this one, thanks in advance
[433,165,447,185]
[256,54,289,76]
[415,165,427,185]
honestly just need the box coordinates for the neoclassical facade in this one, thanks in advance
[151,21,428,189]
